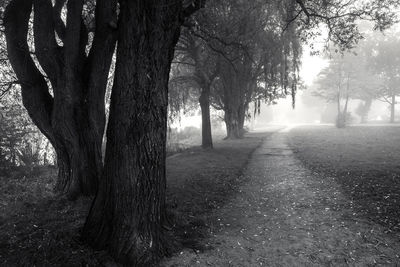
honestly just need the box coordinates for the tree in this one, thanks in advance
[82,1,205,265]
[3,0,117,197]
[350,36,384,123]
[3,0,204,264]
[293,0,399,52]
[314,50,376,127]
[314,55,351,127]
[195,0,301,139]
[171,28,219,148]
[369,35,400,123]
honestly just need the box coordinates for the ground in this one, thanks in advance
[161,125,400,266]
[0,130,269,266]
[1,125,400,266]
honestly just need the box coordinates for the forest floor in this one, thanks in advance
[161,125,400,266]
[0,128,277,266]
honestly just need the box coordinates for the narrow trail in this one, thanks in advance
[163,129,400,266]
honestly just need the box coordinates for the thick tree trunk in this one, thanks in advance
[218,57,253,139]
[83,1,182,265]
[199,87,213,148]
[224,109,242,139]
[238,102,249,134]
[223,97,248,139]
[390,93,396,123]
[4,0,117,198]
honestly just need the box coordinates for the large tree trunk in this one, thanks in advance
[390,93,396,123]
[218,57,254,139]
[199,86,213,148]
[224,108,242,139]
[238,102,250,134]
[4,0,117,198]
[83,1,182,265]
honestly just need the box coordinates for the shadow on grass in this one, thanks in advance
[0,132,269,266]
[164,134,267,256]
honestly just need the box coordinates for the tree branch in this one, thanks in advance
[33,0,63,88]
[4,0,55,144]
[83,0,117,136]
[64,0,84,94]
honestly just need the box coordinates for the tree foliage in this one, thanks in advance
[293,0,399,52]
[0,89,53,168]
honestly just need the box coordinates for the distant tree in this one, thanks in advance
[314,34,389,127]
[369,35,400,123]
[314,53,361,127]
[171,28,219,148]
[193,0,301,139]
[348,37,383,123]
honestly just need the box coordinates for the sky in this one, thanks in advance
[299,46,328,87]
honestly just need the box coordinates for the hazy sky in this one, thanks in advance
[299,44,328,86]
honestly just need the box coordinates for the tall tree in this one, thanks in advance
[172,28,219,148]
[82,1,204,265]
[3,0,204,264]
[197,0,301,139]
[3,0,117,197]
[369,35,400,123]
[314,52,365,127]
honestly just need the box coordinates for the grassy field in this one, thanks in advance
[288,125,400,237]
[0,132,268,266]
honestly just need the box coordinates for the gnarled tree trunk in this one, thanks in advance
[82,1,185,264]
[4,0,117,197]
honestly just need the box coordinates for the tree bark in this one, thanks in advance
[390,93,396,123]
[199,86,213,148]
[4,0,117,198]
[83,1,182,265]
[217,56,254,139]
[224,108,242,139]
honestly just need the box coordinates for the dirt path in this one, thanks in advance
[162,129,400,266]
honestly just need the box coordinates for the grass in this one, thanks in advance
[288,125,400,237]
[165,133,266,252]
[0,133,265,266]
